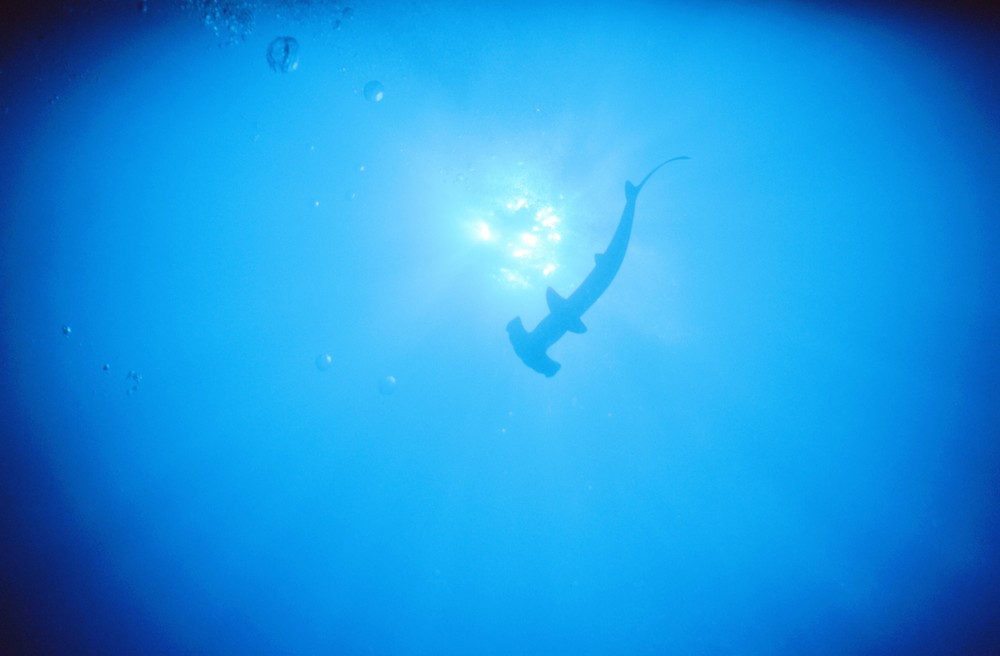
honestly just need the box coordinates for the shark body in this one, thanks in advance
[506,157,689,376]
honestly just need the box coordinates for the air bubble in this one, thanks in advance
[363,80,384,102]
[267,36,300,73]
[126,370,142,395]
[378,375,397,395]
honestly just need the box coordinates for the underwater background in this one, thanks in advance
[1,1,998,654]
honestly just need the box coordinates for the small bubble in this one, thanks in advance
[102,363,110,372]
[378,375,397,395]
[315,354,333,371]
[61,324,71,336]
[363,80,384,103]
[125,370,142,395]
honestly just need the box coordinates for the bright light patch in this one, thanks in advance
[476,220,493,241]
[498,267,530,288]
[465,179,566,289]
[538,208,559,228]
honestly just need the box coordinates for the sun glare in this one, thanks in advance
[465,187,565,288]
[474,220,494,241]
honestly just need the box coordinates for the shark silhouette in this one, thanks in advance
[507,157,689,376]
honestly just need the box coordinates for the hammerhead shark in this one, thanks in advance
[507,157,689,376]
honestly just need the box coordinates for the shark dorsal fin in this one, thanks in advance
[545,286,569,314]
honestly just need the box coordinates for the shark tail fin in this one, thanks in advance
[625,181,639,203]
[627,156,691,199]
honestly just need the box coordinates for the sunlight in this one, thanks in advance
[474,220,494,241]
[465,189,565,288]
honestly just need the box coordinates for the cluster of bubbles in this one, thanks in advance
[64,325,394,397]
[182,0,255,43]
[183,1,355,44]
[315,353,396,395]
[271,1,354,31]
[181,1,381,102]
[328,4,354,30]
[62,325,142,395]
[264,36,384,106]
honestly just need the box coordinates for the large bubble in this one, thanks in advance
[363,80,384,102]
[267,36,300,73]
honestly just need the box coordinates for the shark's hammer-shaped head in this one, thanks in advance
[506,317,562,377]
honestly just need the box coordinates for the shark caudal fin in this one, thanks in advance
[626,156,691,200]
[625,181,639,203]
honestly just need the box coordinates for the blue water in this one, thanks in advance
[2,1,998,654]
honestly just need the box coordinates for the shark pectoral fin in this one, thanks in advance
[545,286,586,334]
[545,286,570,315]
